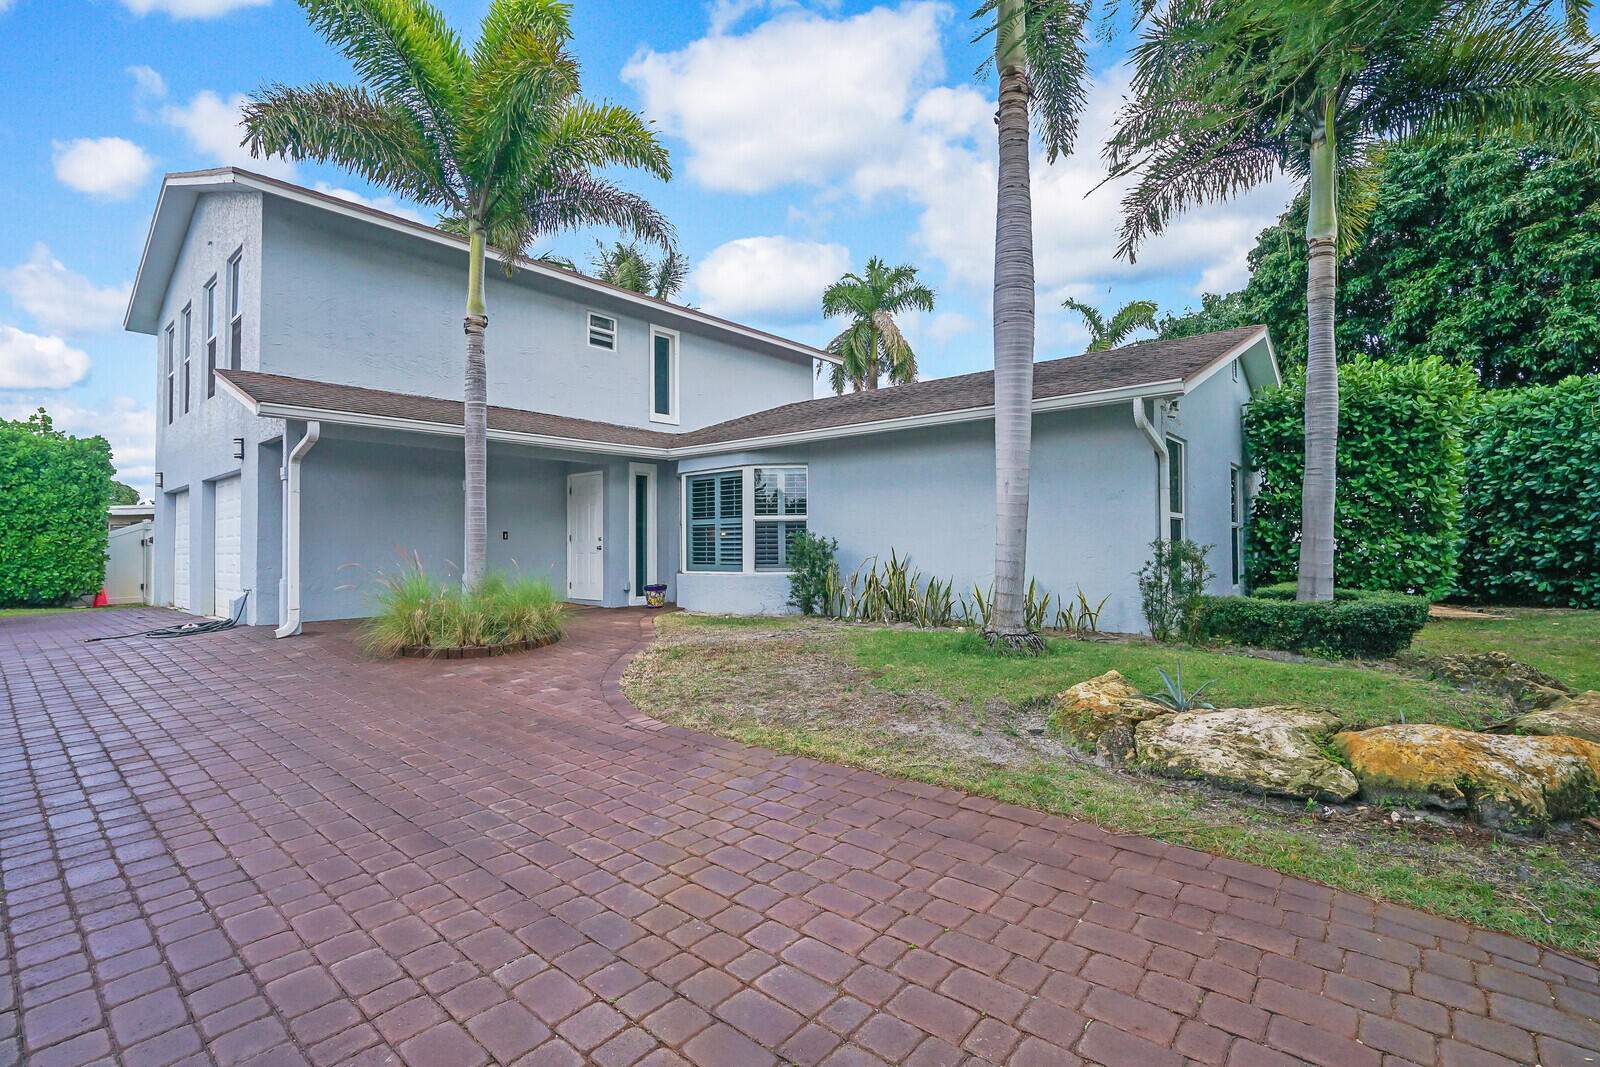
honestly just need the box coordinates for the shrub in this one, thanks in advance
[1456,376,1600,607]
[1244,357,1477,597]
[360,563,564,657]
[1136,539,1213,642]
[0,409,115,606]
[1197,590,1430,657]
[786,530,839,615]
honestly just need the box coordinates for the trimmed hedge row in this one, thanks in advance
[1197,588,1430,657]
[1,410,114,607]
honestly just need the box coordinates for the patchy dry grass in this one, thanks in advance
[624,614,1600,957]
[1415,607,1600,692]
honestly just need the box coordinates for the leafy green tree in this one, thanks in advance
[110,481,141,506]
[1107,0,1600,602]
[819,257,935,393]
[977,0,1092,648]
[1061,297,1158,351]
[243,0,671,589]
[1163,136,1600,385]
[590,240,688,300]
[1,410,115,605]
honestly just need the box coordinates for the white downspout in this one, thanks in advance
[1133,398,1170,543]
[276,420,320,638]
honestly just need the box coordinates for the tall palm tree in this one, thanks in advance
[242,0,672,590]
[1061,297,1158,352]
[1105,0,1599,601]
[976,0,1092,649]
[591,240,688,300]
[819,258,935,393]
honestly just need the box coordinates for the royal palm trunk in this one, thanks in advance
[989,0,1035,639]
[1296,111,1339,602]
[462,223,489,590]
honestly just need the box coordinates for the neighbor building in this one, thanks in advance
[126,168,1278,636]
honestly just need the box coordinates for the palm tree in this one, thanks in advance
[1061,297,1158,352]
[976,0,1092,649]
[591,240,688,300]
[242,0,672,590]
[1104,0,1599,601]
[819,258,935,393]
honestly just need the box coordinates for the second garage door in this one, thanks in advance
[173,489,191,610]
[213,475,242,617]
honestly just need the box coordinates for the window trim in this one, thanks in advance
[649,325,680,425]
[681,463,808,575]
[1230,463,1244,588]
[1166,434,1186,542]
[227,250,243,371]
[164,324,175,424]
[586,310,617,351]
[181,304,192,415]
[627,463,659,605]
[203,277,218,398]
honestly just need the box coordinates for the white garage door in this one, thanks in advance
[213,475,242,617]
[173,489,191,610]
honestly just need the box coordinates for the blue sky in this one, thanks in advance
[0,0,1296,496]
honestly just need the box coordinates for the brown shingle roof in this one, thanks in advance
[216,325,1266,453]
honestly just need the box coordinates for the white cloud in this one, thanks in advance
[693,236,850,320]
[0,326,92,389]
[0,396,155,489]
[313,182,428,225]
[127,64,167,101]
[624,3,950,193]
[3,245,132,336]
[120,0,269,17]
[162,90,296,178]
[925,310,974,343]
[52,137,154,199]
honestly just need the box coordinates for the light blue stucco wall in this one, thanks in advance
[1166,359,1254,594]
[257,198,813,430]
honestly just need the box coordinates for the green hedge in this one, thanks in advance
[1456,376,1600,607]
[1197,589,1430,657]
[0,410,114,606]
[1243,357,1477,597]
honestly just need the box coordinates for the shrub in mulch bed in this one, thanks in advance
[360,561,564,659]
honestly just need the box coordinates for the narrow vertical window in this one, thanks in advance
[181,305,192,414]
[753,467,807,570]
[227,251,242,371]
[203,279,217,398]
[650,327,677,423]
[1167,436,1185,542]
[686,471,742,570]
[634,473,649,593]
[1230,464,1244,586]
[164,324,175,424]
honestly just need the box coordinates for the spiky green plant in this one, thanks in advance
[1136,666,1218,713]
[1104,0,1600,603]
[242,0,672,591]
[360,562,563,657]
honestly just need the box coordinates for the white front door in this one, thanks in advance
[566,471,604,601]
[213,475,242,617]
[172,489,191,610]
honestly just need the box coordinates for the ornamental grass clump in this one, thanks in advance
[361,563,563,658]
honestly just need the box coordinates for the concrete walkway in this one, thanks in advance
[1,606,1596,1066]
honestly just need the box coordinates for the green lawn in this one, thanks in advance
[849,627,1509,730]
[1414,607,1600,692]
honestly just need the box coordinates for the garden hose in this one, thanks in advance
[86,590,250,642]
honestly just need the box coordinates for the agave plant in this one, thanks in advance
[1136,666,1219,713]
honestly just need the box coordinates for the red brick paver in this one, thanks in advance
[2,606,1597,1066]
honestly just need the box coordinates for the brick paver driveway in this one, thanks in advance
[3,608,1598,1067]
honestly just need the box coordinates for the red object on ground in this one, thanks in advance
[93,587,109,607]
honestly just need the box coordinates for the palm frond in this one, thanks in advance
[474,0,571,70]
[872,308,918,384]
[459,25,579,183]
[972,0,1093,160]
[484,170,674,266]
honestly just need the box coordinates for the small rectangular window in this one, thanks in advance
[203,279,218,398]
[227,251,242,371]
[686,470,742,571]
[650,327,677,423]
[1167,437,1185,541]
[164,325,175,424]
[181,305,192,414]
[587,312,616,350]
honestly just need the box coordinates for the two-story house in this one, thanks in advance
[126,168,1278,636]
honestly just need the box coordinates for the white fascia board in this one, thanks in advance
[1178,328,1273,394]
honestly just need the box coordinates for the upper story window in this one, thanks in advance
[587,312,616,350]
[203,278,218,398]
[650,326,678,424]
[181,305,192,415]
[164,324,175,425]
[685,465,809,573]
[227,251,242,372]
[1167,436,1186,542]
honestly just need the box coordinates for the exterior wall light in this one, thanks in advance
[233,437,245,460]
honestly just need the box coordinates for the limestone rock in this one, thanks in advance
[1332,725,1600,833]
[1404,650,1574,711]
[1504,692,1600,745]
[1133,706,1359,803]
[1050,670,1170,762]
